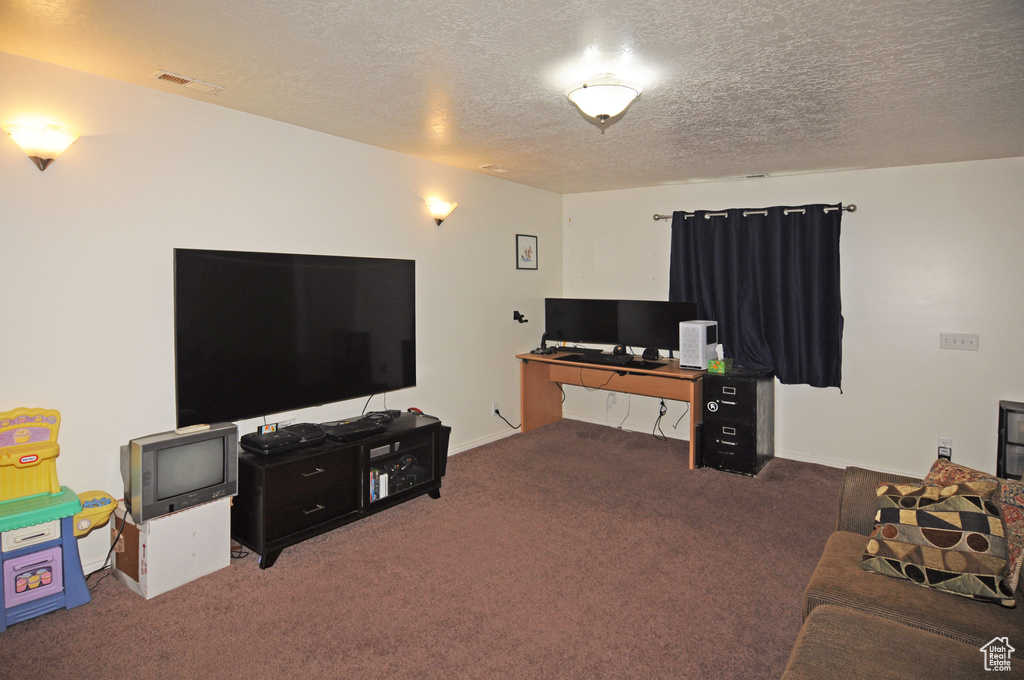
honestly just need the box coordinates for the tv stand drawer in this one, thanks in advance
[263,450,358,504]
[265,481,359,542]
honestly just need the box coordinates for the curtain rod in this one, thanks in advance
[652,204,857,221]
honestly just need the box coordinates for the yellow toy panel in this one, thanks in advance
[0,407,63,501]
[73,490,116,537]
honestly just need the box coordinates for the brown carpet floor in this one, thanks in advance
[1,420,843,680]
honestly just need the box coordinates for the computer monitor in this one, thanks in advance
[617,300,699,351]
[543,298,619,345]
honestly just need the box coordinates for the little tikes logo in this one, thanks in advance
[981,637,1014,672]
[18,454,39,464]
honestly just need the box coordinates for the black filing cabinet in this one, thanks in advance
[701,368,775,475]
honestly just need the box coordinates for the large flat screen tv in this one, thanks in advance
[174,249,416,427]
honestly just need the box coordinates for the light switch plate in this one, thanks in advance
[940,332,978,351]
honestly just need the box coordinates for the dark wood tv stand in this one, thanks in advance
[230,412,448,568]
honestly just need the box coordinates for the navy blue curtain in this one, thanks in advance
[669,204,844,389]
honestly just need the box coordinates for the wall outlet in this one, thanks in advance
[606,393,617,408]
[491,401,499,417]
[939,332,979,351]
[938,437,952,460]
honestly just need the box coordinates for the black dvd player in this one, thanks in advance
[321,418,387,442]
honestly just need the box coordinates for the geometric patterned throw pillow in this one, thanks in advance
[861,481,1015,607]
[924,459,1024,595]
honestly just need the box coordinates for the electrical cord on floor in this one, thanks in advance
[85,511,129,591]
[494,408,520,430]
[87,570,113,592]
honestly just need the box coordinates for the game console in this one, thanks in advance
[239,429,304,455]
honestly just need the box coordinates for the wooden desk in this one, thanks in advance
[516,352,704,468]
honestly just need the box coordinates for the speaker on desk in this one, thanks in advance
[679,321,718,369]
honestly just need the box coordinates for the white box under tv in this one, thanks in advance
[679,320,718,369]
[111,497,230,600]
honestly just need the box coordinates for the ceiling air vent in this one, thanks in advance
[152,70,225,95]
[479,164,511,173]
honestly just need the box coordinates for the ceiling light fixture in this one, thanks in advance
[3,123,81,171]
[565,73,641,126]
[426,198,457,226]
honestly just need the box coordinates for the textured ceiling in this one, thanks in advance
[1,0,1022,194]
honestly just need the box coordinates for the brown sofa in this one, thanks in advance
[781,466,1024,679]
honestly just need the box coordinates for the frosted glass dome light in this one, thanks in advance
[565,74,642,125]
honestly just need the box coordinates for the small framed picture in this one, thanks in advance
[516,234,538,270]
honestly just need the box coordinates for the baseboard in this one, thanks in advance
[82,555,111,576]
[448,427,519,456]
[773,449,846,470]
[773,449,918,478]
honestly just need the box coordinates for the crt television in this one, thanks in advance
[120,422,238,524]
[174,248,416,428]
[543,298,619,346]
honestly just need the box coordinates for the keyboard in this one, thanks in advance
[559,346,604,355]
[557,353,634,367]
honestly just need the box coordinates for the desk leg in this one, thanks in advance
[520,359,562,432]
[688,377,702,469]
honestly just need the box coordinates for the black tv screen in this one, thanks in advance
[544,298,619,345]
[617,300,698,351]
[174,249,415,427]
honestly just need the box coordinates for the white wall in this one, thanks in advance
[0,52,562,566]
[562,158,1024,477]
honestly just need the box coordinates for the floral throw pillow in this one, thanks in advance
[861,481,1015,607]
[924,459,1024,594]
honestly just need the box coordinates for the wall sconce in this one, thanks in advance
[3,123,81,171]
[565,73,641,127]
[426,198,457,226]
